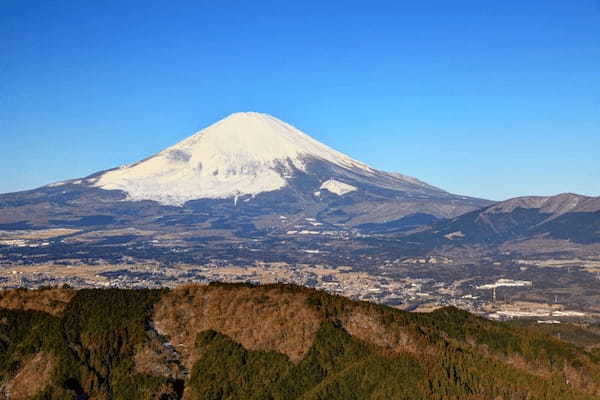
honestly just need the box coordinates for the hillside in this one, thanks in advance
[1,284,600,399]
[399,193,600,256]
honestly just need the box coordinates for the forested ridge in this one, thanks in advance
[0,283,599,399]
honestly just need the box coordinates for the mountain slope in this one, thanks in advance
[1,284,599,399]
[403,193,600,251]
[0,112,490,236]
[94,112,382,205]
[82,111,482,212]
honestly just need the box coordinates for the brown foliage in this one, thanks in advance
[3,352,55,399]
[0,288,74,315]
[135,331,186,379]
[153,284,321,367]
[340,309,418,355]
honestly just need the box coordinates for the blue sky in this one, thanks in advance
[1,0,599,201]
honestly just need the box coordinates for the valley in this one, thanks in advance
[2,234,599,324]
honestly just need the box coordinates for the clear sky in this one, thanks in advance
[2,1,599,201]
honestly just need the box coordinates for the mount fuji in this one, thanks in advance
[0,112,490,239]
[95,112,381,205]
[87,112,485,210]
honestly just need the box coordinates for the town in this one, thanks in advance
[1,255,597,324]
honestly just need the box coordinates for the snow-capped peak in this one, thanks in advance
[94,112,374,205]
[169,112,374,172]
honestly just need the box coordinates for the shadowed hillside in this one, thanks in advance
[1,283,599,399]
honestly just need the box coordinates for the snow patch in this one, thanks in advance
[47,179,83,187]
[320,179,357,196]
[444,231,465,240]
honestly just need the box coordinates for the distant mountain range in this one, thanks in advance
[0,112,598,259]
[399,193,600,255]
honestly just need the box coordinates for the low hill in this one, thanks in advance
[1,283,600,399]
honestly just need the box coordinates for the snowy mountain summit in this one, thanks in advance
[94,112,436,206]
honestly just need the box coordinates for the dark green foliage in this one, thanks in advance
[269,322,373,399]
[290,323,425,400]
[422,307,583,367]
[1,289,177,399]
[305,295,593,372]
[64,288,178,399]
[190,330,293,399]
[0,309,59,382]
[189,322,428,400]
[188,319,597,400]
[509,320,600,349]
[303,294,600,399]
